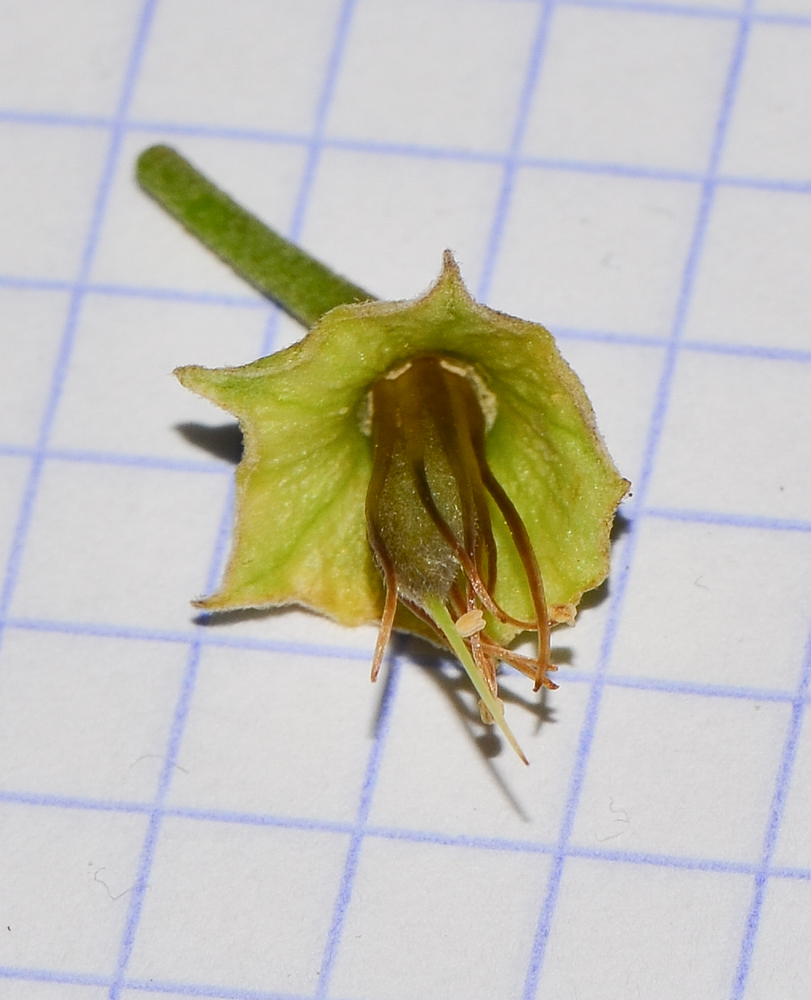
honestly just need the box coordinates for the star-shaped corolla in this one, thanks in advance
[177,252,628,761]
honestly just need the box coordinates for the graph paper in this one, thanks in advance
[1,0,811,997]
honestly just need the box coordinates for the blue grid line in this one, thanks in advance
[106,656,200,992]
[38,1,219,995]
[0,274,76,292]
[680,340,811,364]
[503,331,811,364]
[0,108,112,128]
[566,843,762,876]
[644,506,811,533]
[209,4,403,995]
[0,0,159,650]
[0,788,356,835]
[81,281,265,309]
[4,615,375,660]
[0,966,110,989]
[477,0,555,300]
[285,0,358,246]
[0,444,30,459]
[716,173,811,195]
[729,616,811,997]
[6,265,811,364]
[520,0,757,993]
[106,4,366,996]
[3,298,809,366]
[107,482,239,1000]
[125,126,811,196]
[0,784,811,881]
[249,0,362,374]
[594,672,800,703]
[314,657,403,998]
[132,118,309,147]
[0,963,305,1000]
[756,9,811,25]
[124,980,302,1000]
[0,271,267,307]
[284,131,506,166]
[127,981,307,1000]
[564,0,747,18]
[82,281,266,309]
[2,828,811,998]
[131,300,811,368]
[546,326,668,347]
[520,153,706,184]
[768,864,811,881]
[0,0,165,994]
[541,658,811,709]
[568,0,802,22]
[0,447,232,475]
[6,105,811,202]
[9,610,811,705]
[2,815,811,996]
[3,780,811,883]
[560,327,811,360]
[111,136,811,199]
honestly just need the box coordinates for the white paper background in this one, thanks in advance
[1,1,810,998]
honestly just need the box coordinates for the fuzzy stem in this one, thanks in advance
[136,145,373,327]
[424,595,528,765]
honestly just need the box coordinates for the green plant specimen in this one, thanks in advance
[137,145,629,762]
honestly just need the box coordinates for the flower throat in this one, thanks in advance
[365,354,557,754]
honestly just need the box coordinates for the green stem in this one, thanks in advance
[136,145,373,328]
[424,595,528,764]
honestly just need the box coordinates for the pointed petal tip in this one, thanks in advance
[433,249,477,307]
[174,364,224,405]
[174,363,240,412]
[174,364,206,390]
[439,249,465,287]
[441,248,460,274]
[191,588,239,612]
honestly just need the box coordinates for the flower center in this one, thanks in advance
[364,354,556,757]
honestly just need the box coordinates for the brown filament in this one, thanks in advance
[480,635,559,689]
[465,380,552,690]
[364,391,401,682]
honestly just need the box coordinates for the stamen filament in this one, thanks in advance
[481,467,551,690]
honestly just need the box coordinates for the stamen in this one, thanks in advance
[480,635,559,690]
[482,468,551,690]
[369,569,398,682]
[365,384,403,681]
[455,608,486,637]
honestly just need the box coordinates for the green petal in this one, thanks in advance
[177,253,628,633]
[176,360,380,624]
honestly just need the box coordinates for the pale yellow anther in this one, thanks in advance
[455,608,486,638]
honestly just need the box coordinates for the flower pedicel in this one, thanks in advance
[137,145,629,762]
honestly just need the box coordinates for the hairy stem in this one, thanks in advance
[136,145,372,327]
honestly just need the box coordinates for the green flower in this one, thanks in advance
[139,146,629,761]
